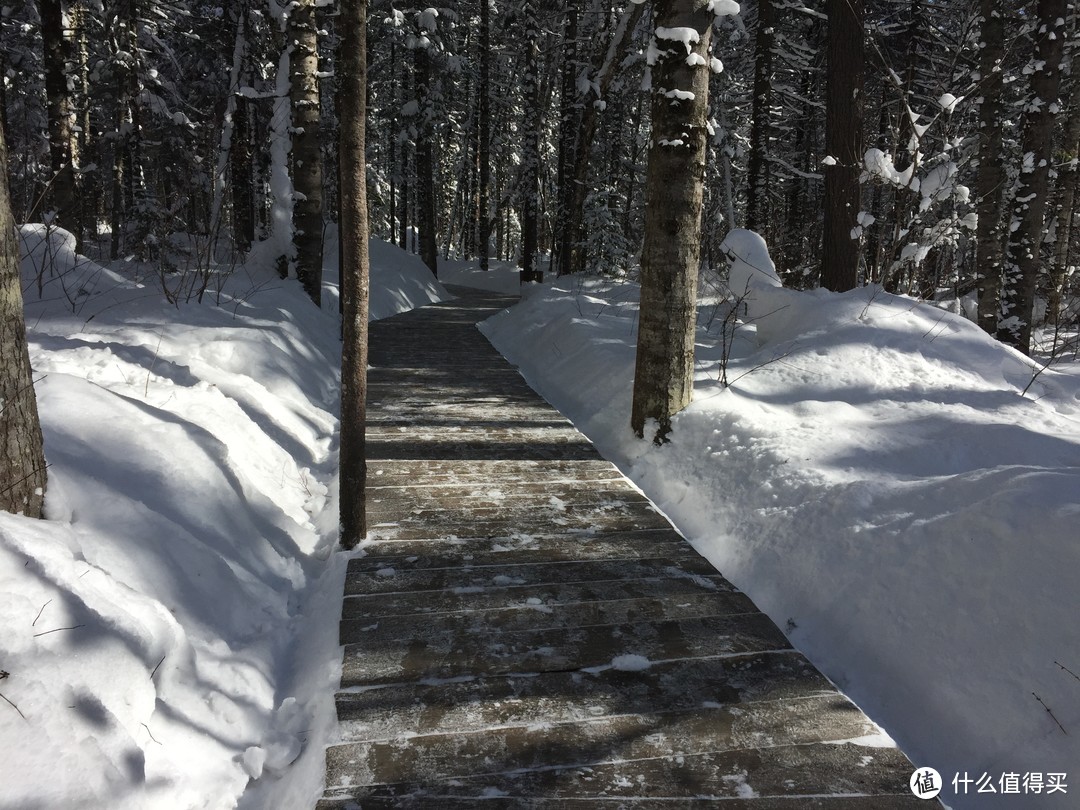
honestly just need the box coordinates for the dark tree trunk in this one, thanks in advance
[339,0,370,548]
[974,0,1006,336]
[999,0,1066,354]
[0,125,47,518]
[231,90,255,252]
[554,3,579,278]
[40,0,80,241]
[1050,69,1080,326]
[630,0,713,443]
[478,0,492,269]
[821,0,864,291]
[745,0,774,232]
[415,47,438,276]
[520,1,543,283]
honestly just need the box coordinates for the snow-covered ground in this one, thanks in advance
[479,256,1080,809]
[4,225,1077,809]
[0,228,447,809]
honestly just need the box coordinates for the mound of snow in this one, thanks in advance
[480,273,1080,810]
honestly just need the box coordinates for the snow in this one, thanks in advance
[708,0,741,16]
[477,256,1080,810]
[654,27,700,55]
[1,227,448,809]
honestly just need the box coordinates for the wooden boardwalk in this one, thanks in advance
[319,285,926,808]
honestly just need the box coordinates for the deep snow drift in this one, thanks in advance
[480,261,1080,809]
[0,228,447,809]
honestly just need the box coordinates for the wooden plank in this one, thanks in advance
[340,614,792,685]
[321,285,923,807]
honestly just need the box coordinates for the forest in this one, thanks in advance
[1,0,1076,358]
[2,2,1080,808]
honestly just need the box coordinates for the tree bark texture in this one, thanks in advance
[0,125,47,518]
[821,0,864,292]
[630,0,712,443]
[289,0,323,305]
[999,0,1066,354]
[415,46,438,276]
[974,0,1006,336]
[478,0,492,270]
[338,0,369,549]
[1050,67,1080,325]
[520,2,543,283]
[745,0,774,233]
[40,0,80,239]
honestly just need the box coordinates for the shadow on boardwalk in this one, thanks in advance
[319,285,929,808]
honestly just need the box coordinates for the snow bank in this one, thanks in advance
[480,269,1080,810]
[1,229,441,808]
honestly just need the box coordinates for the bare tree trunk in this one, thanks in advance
[631,0,713,444]
[974,0,1006,335]
[1050,79,1080,325]
[520,1,543,283]
[745,0,774,232]
[290,0,323,304]
[1000,0,1066,354]
[821,0,863,291]
[478,0,492,269]
[40,0,80,241]
[415,46,438,276]
[554,2,579,278]
[0,125,46,518]
[339,0,369,548]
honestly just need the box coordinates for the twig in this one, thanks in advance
[32,599,52,627]
[0,691,27,721]
[145,328,165,397]
[141,723,161,744]
[0,670,8,680]
[33,624,85,638]
[150,654,166,680]
[1055,661,1080,682]
[1033,692,1068,735]
[725,346,797,389]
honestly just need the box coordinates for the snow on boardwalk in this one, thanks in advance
[319,285,926,808]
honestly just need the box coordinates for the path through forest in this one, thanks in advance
[318,284,926,807]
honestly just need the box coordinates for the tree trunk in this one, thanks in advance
[630,0,714,443]
[520,1,543,283]
[290,0,323,305]
[0,125,47,518]
[338,0,369,549]
[554,2,579,278]
[1050,72,1080,326]
[478,0,493,269]
[745,0,774,232]
[821,0,864,291]
[566,1,646,274]
[40,0,80,241]
[999,0,1066,354]
[415,46,438,276]
[974,0,1006,335]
